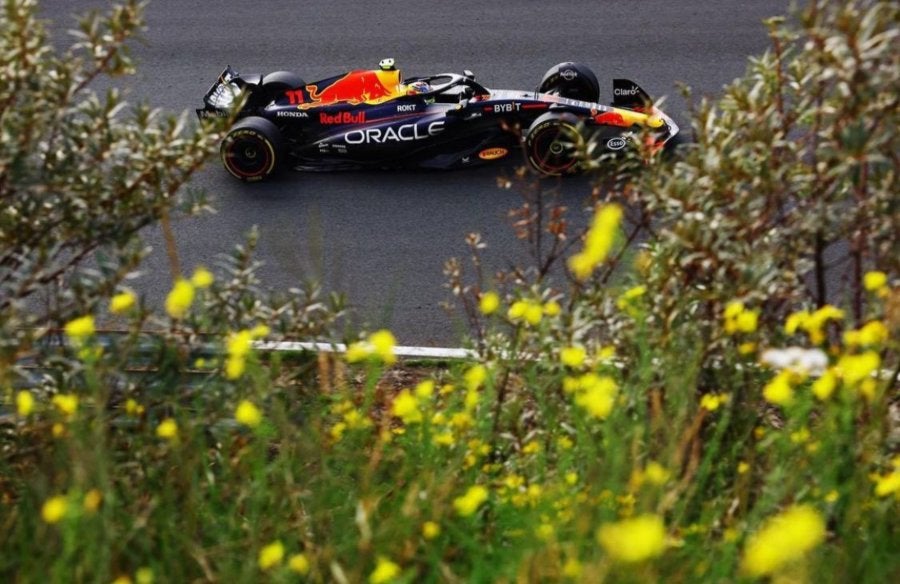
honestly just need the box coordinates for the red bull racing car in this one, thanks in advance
[196,59,681,182]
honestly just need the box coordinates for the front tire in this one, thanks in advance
[525,112,584,176]
[221,117,283,182]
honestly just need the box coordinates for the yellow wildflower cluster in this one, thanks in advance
[370,556,401,583]
[224,324,269,380]
[723,301,758,335]
[784,305,843,344]
[234,399,263,428]
[741,505,826,577]
[329,400,373,441]
[863,270,890,297]
[700,393,729,412]
[51,393,78,418]
[453,484,489,516]
[109,290,137,315]
[565,373,618,420]
[872,458,900,498]
[17,390,35,417]
[597,514,667,563]
[617,284,647,317]
[507,298,559,326]
[156,418,178,441]
[41,495,69,524]
[64,315,95,346]
[164,279,195,320]
[479,291,500,315]
[568,204,623,280]
[257,540,284,570]
[346,329,398,365]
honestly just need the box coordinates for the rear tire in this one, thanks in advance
[525,112,584,176]
[538,62,600,103]
[221,117,283,182]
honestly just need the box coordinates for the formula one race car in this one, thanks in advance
[196,59,680,182]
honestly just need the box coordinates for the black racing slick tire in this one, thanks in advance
[221,116,284,182]
[538,62,600,103]
[525,112,584,176]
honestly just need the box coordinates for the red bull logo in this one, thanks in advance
[320,111,366,125]
[303,69,401,108]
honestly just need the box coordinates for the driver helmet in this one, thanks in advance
[406,80,431,95]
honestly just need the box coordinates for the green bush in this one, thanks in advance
[1,0,897,582]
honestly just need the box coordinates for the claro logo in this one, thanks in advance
[614,86,641,96]
[344,121,445,144]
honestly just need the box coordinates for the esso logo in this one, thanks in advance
[606,137,628,151]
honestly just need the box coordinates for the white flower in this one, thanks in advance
[760,347,828,376]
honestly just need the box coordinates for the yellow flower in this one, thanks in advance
[741,505,826,577]
[111,577,131,584]
[597,514,667,563]
[110,290,137,315]
[41,495,68,524]
[289,553,310,574]
[16,390,35,417]
[479,291,500,315]
[134,568,153,584]
[617,285,646,315]
[836,351,880,386]
[370,556,401,584]
[51,394,78,417]
[165,279,195,319]
[784,310,810,335]
[190,266,214,288]
[574,376,618,419]
[723,301,758,335]
[156,418,178,441]
[562,558,583,578]
[464,364,487,391]
[644,462,670,486]
[762,371,794,406]
[422,521,441,540]
[844,321,888,347]
[454,485,489,516]
[543,300,562,317]
[391,390,422,424]
[522,441,540,455]
[737,461,750,475]
[873,471,900,498]
[370,329,397,365]
[225,355,246,380]
[560,345,587,368]
[226,330,253,359]
[524,302,544,325]
[415,379,435,399]
[64,315,95,344]
[863,271,887,292]
[812,369,839,400]
[345,341,371,363]
[347,330,397,365]
[569,204,623,280]
[258,540,284,570]
[235,400,263,428]
[700,393,725,412]
[83,489,102,513]
[250,324,270,339]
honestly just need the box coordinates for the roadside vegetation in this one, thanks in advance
[1,0,897,582]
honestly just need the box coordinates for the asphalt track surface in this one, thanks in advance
[40,0,790,346]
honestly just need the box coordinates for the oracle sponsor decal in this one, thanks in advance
[344,120,445,144]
